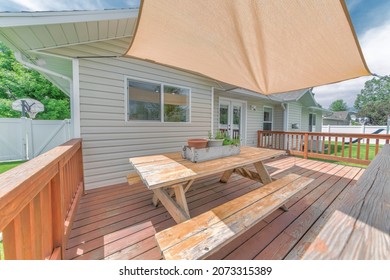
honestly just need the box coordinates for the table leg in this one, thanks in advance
[253,161,272,184]
[173,185,190,216]
[152,180,194,207]
[152,188,190,223]
[220,169,235,183]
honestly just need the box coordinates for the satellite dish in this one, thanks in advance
[12,98,44,119]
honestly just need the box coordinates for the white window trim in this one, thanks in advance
[263,105,274,131]
[124,76,192,124]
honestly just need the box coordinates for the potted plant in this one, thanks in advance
[207,130,224,147]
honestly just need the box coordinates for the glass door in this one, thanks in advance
[309,113,316,132]
[218,100,243,142]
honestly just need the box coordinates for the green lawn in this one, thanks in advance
[0,160,26,174]
[300,141,382,168]
[325,141,380,161]
[0,240,3,260]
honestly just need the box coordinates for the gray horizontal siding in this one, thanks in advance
[79,56,215,190]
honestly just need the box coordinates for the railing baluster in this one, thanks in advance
[349,138,352,158]
[357,139,361,159]
[375,139,379,155]
[328,136,331,155]
[341,137,345,157]
[310,135,314,153]
[365,138,370,160]
[334,137,338,156]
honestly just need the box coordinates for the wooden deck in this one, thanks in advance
[65,156,364,260]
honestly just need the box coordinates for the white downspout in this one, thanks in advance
[72,58,81,138]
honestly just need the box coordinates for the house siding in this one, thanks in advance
[79,57,215,189]
[287,102,302,132]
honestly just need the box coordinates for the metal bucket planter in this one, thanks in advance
[207,139,224,147]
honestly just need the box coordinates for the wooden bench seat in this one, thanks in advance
[154,173,313,260]
[302,144,390,259]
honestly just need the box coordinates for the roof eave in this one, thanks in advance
[0,8,139,27]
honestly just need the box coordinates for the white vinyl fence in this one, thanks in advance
[322,125,389,144]
[322,124,388,134]
[0,118,71,162]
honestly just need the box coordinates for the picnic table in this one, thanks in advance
[129,146,286,223]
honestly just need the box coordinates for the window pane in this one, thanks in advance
[128,79,161,121]
[164,85,190,122]
[263,122,272,131]
[264,107,272,122]
[219,104,228,126]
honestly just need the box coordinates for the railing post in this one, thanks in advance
[50,160,65,259]
[304,133,309,159]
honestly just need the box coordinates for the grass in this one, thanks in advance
[296,141,382,168]
[324,141,380,161]
[0,160,26,174]
[0,240,3,260]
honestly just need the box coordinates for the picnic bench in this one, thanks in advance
[302,144,390,259]
[155,173,313,259]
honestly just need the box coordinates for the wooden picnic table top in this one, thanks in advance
[129,146,286,189]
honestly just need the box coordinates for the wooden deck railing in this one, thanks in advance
[0,139,84,260]
[258,130,390,165]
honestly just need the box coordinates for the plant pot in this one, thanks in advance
[208,139,224,147]
[187,138,208,149]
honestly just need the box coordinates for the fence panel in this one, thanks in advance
[0,118,71,161]
[0,119,25,161]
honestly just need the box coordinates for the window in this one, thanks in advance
[263,107,273,131]
[127,78,190,122]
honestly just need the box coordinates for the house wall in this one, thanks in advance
[79,57,215,189]
[213,91,284,147]
[287,102,302,132]
[287,103,322,132]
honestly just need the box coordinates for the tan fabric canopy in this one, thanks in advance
[125,0,370,95]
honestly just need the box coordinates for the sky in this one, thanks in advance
[0,0,389,109]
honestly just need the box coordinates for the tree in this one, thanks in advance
[0,42,70,119]
[354,76,390,125]
[329,99,348,111]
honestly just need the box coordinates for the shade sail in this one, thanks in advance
[125,0,371,95]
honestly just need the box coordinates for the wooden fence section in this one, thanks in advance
[258,131,390,165]
[0,139,84,260]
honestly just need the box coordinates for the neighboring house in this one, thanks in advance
[323,111,356,125]
[0,9,326,190]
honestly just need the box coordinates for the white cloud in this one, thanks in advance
[313,20,390,109]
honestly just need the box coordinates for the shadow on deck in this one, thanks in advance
[65,156,364,260]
